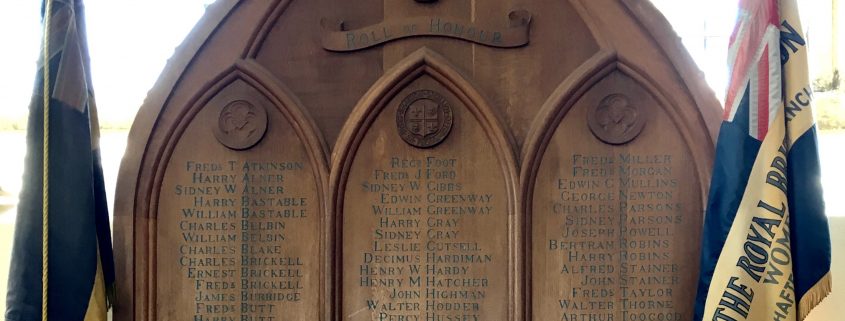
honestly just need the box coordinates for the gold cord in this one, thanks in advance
[42,0,53,320]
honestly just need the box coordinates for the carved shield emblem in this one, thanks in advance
[396,90,454,148]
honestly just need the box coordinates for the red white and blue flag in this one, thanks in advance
[722,0,782,140]
[694,0,832,320]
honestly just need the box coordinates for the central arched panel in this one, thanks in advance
[330,48,520,320]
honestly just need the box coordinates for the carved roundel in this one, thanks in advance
[213,100,268,150]
[587,94,646,145]
[396,89,454,148]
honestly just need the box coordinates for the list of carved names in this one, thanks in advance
[166,147,688,321]
[354,156,499,321]
[547,153,684,321]
[173,159,311,321]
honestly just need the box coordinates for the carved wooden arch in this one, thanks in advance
[329,47,522,320]
[567,0,613,49]
[131,59,331,321]
[150,59,331,218]
[571,0,722,140]
[521,49,713,206]
[612,53,715,201]
[520,48,714,320]
[242,0,289,58]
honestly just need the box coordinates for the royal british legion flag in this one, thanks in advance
[694,0,832,320]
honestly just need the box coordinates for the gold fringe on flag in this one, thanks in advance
[798,272,832,321]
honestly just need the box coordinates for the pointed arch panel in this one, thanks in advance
[330,48,521,320]
[522,55,709,320]
[142,60,330,321]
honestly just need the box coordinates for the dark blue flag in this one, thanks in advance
[5,1,115,320]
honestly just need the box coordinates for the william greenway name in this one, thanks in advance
[356,156,500,321]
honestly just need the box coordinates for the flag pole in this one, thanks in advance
[41,0,53,320]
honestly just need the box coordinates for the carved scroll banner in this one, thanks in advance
[322,11,532,52]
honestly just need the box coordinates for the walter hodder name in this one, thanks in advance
[175,160,310,321]
[548,153,684,321]
[359,156,497,321]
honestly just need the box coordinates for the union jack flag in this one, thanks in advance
[723,0,781,140]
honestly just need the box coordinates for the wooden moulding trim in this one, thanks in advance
[242,0,289,59]
[614,0,720,203]
[568,0,613,50]
[613,54,710,208]
[328,47,522,320]
[143,59,331,321]
[113,1,240,320]
[620,0,723,142]
[520,49,711,320]
[519,49,616,321]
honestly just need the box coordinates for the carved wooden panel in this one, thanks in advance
[331,50,519,321]
[142,63,329,321]
[113,1,722,321]
[522,59,706,320]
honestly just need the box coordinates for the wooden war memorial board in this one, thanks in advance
[113,0,722,320]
